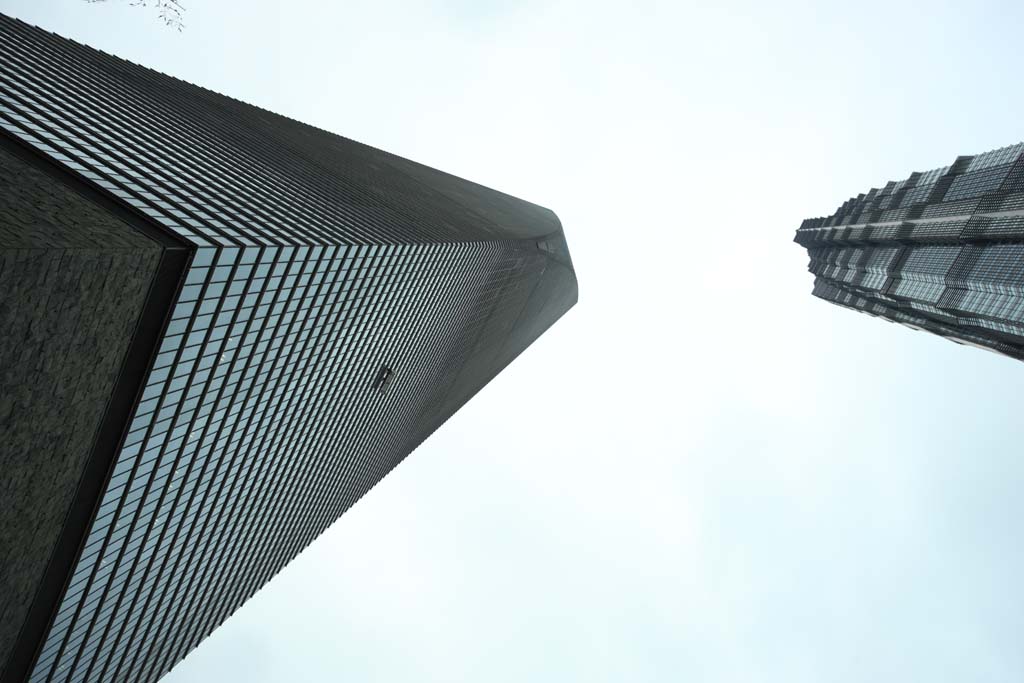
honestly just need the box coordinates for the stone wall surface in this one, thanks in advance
[0,144,161,671]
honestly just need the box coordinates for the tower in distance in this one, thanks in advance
[795,142,1024,360]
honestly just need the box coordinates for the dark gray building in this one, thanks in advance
[0,14,577,683]
[795,142,1024,360]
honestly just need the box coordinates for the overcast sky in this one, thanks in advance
[5,0,1024,681]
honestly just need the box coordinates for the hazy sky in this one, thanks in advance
[5,0,1024,681]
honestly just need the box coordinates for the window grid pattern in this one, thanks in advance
[30,237,550,683]
[0,15,562,249]
[0,13,577,683]
[796,142,1024,361]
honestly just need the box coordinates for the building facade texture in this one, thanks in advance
[795,142,1024,360]
[0,14,577,683]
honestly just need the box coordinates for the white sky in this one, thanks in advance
[5,0,1024,681]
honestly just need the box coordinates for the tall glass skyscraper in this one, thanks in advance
[0,14,577,683]
[795,142,1024,360]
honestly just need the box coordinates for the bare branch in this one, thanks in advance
[84,0,185,31]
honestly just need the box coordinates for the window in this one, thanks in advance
[371,365,394,394]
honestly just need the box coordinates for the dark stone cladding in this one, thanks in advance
[794,142,1024,361]
[0,135,191,682]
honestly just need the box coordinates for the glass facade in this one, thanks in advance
[0,14,577,683]
[795,142,1024,361]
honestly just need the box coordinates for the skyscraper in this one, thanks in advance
[795,142,1024,360]
[0,14,577,683]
